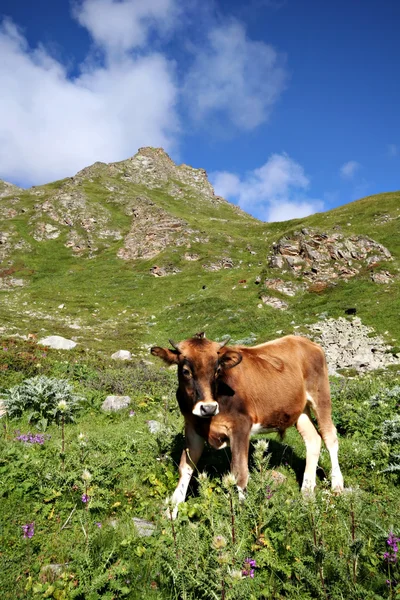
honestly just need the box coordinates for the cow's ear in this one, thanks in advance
[150,346,180,364]
[219,349,242,370]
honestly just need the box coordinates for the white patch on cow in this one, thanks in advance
[217,441,229,449]
[250,423,278,435]
[328,441,344,492]
[192,402,219,417]
[297,412,321,494]
[306,391,317,410]
[166,464,193,519]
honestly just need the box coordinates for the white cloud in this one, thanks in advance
[0,16,179,185]
[340,160,360,179]
[0,3,289,186]
[388,144,398,157]
[183,21,287,131]
[211,154,323,222]
[73,0,179,55]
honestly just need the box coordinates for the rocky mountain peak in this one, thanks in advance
[0,180,24,198]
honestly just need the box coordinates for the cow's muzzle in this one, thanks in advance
[192,401,219,418]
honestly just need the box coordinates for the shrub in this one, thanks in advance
[2,375,82,431]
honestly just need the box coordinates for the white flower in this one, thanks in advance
[222,473,237,489]
[82,469,92,482]
[57,400,68,412]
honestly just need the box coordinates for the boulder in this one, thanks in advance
[102,395,131,411]
[38,335,77,350]
[111,350,132,360]
[147,420,162,433]
[133,517,156,537]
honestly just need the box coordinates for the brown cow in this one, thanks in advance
[151,333,343,518]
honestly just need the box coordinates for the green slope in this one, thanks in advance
[0,150,399,354]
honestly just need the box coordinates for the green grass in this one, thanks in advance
[1,164,399,355]
[1,341,400,599]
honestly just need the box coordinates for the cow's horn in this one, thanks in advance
[218,336,230,349]
[195,331,206,339]
[169,339,181,352]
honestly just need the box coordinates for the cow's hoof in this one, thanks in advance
[331,475,344,494]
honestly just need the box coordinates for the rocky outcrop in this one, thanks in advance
[264,278,303,296]
[261,295,288,310]
[0,180,23,198]
[118,196,191,260]
[268,229,392,285]
[308,317,400,374]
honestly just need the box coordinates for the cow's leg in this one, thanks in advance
[230,427,251,501]
[296,408,322,494]
[168,424,204,519]
[308,384,344,493]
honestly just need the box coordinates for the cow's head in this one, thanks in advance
[151,333,242,417]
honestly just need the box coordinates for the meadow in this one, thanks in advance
[1,338,400,599]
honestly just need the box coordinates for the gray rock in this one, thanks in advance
[133,517,156,537]
[147,420,162,433]
[111,350,132,360]
[38,335,77,350]
[102,395,131,411]
[309,317,400,373]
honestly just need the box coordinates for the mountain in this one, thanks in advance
[0,147,399,361]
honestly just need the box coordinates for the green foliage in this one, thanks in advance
[2,375,82,431]
[1,342,400,599]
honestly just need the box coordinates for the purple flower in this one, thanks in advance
[244,558,257,568]
[242,558,256,578]
[15,432,49,445]
[266,485,275,500]
[95,522,102,528]
[22,522,35,538]
[129,410,136,417]
[3,347,8,351]
[384,532,399,564]
[81,494,90,503]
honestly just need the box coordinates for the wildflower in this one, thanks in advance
[242,557,256,578]
[78,433,85,441]
[384,531,399,564]
[15,432,48,445]
[57,400,68,412]
[81,494,90,503]
[255,439,269,453]
[222,473,237,489]
[81,469,92,482]
[22,522,35,538]
[212,535,227,550]
[229,569,243,581]
[129,410,136,417]
[198,471,209,482]
[95,522,102,528]
[266,485,275,500]
[3,347,8,351]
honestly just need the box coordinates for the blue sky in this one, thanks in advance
[0,0,399,221]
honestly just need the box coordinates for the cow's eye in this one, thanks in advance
[182,367,192,378]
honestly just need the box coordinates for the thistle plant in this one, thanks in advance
[222,473,237,546]
[2,375,81,431]
[57,400,67,470]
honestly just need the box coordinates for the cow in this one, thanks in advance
[151,332,344,518]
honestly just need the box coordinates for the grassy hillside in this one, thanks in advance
[1,152,400,598]
[0,149,399,356]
